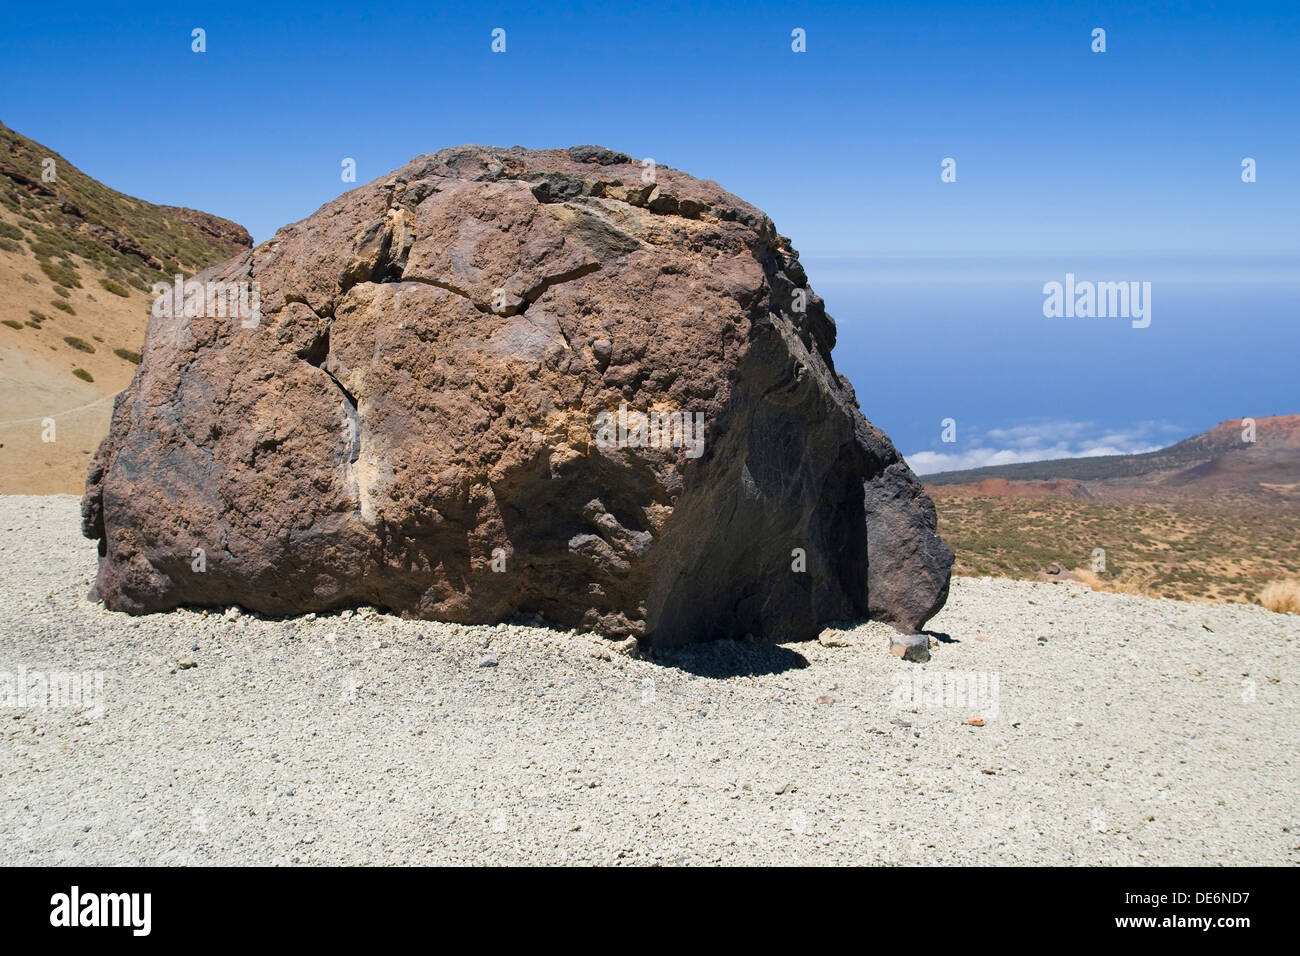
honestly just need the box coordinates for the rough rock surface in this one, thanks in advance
[156,205,254,251]
[83,145,952,645]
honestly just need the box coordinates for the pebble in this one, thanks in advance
[889,633,931,663]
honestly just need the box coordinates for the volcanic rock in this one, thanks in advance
[83,145,953,646]
[889,633,932,663]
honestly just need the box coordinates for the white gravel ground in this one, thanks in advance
[1,495,1296,865]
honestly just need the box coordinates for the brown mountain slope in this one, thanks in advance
[926,416,1300,606]
[0,122,251,492]
[928,415,1300,503]
[926,415,1300,489]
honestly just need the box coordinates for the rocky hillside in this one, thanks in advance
[0,122,251,493]
[926,415,1300,489]
[926,416,1300,606]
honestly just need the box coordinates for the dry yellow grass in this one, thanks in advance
[1072,567,1156,597]
[932,492,1300,607]
[1259,580,1300,614]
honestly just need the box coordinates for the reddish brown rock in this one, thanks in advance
[157,205,254,251]
[83,145,952,645]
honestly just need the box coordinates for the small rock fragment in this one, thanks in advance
[818,631,855,648]
[890,633,931,663]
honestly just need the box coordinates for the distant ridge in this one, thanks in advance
[0,121,250,284]
[925,415,1300,606]
[924,415,1300,487]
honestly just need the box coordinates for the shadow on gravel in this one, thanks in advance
[926,630,958,644]
[649,640,809,678]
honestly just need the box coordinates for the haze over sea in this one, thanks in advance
[807,255,1300,474]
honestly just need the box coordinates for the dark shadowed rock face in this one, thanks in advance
[83,145,952,645]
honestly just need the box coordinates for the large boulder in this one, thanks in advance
[82,145,952,646]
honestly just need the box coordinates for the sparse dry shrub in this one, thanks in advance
[1259,580,1300,614]
[1073,567,1155,597]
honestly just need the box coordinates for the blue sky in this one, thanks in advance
[2,1,1296,470]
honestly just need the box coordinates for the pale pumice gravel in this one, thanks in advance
[1,495,1295,865]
